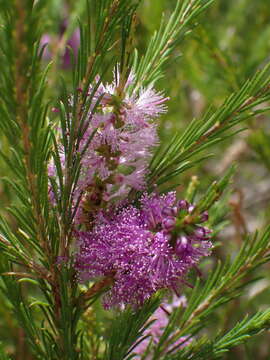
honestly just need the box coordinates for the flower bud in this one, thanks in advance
[194,226,206,238]
[177,200,189,210]
[175,236,190,255]
[162,206,177,217]
[194,226,212,240]
[199,211,208,223]
[114,174,124,184]
[162,217,176,231]
[188,204,195,213]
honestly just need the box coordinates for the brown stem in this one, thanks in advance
[14,0,50,260]
[13,1,64,352]
[61,0,123,257]
[76,276,114,309]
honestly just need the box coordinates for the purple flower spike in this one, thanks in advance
[49,70,168,224]
[75,193,212,308]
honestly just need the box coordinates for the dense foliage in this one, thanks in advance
[1,0,270,359]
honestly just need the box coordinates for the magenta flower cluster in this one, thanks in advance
[49,73,167,223]
[50,71,212,309]
[75,192,212,308]
[74,76,167,221]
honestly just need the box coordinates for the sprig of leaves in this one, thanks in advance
[105,294,162,360]
[153,226,270,359]
[149,62,270,187]
[169,309,270,359]
[132,0,215,91]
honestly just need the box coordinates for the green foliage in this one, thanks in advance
[177,227,270,334]
[0,343,10,360]
[132,0,215,91]
[249,130,270,172]
[105,294,162,360]
[171,309,270,359]
[150,64,270,187]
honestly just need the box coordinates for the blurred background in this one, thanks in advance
[1,0,270,358]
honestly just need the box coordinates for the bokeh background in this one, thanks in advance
[1,0,270,358]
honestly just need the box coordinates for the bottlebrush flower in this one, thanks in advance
[75,192,212,308]
[49,72,168,224]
